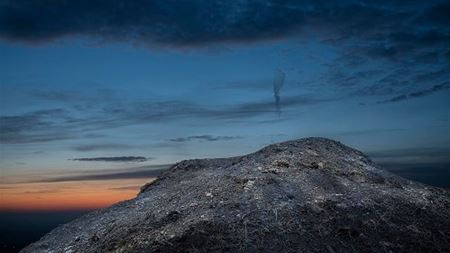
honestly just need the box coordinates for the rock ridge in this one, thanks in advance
[21,137,450,253]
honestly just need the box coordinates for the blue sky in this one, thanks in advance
[0,0,449,187]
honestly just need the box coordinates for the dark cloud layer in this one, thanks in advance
[380,162,450,188]
[0,0,448,51]
[32,164,171,183]
[369,146,450,188]
[0,0,307,46]
[379,82,450,104]
[73,144,131,152]
[70,156,149,162]
[0,92,331,144]
[169,135,242,143]
[416,1,450,26]
[1,0,449,146]
[108,185,141,191]
[368,147,450,161]
[0,109,72,144]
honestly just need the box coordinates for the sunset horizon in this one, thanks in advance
[1,1,449,252]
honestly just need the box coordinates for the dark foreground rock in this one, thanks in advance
[21,138,450,253]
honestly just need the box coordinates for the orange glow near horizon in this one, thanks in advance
[0,178,155,212]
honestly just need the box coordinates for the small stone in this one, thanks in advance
[318,162,324,169]
[267,167,282,174]
[272,159,290,168]
[63,246,73,253]
[306,149,319,156]
[90,235,99,242]
[244,180,255,191]
[310,162,319,169]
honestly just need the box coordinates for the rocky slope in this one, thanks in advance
[21,138,450,252]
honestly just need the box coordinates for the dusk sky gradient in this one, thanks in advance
[1,0,450,212]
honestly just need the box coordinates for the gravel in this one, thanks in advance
[21,137,450,253]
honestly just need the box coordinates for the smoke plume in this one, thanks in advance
[273,69,286,114]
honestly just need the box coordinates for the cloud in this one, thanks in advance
[29,90,80,101]
[330,128,406,137]
[212,79,271,91]
[416,1,450,26]
[378,82,450,104]
[73,143,131,152]
[368,147,450,160]
[413,69,449,83]
[29,88,118,104]
[169,135,242,143]
[0,1,447,51]
[1,92,332,144]
[22,189,60,194]
[1,1,448,111]
[0,0,306,46]
[70,156,149,162]
[380,161,450,188]
[0,109,73,144]
[31,164,171,183]
[212,94,333,120]
[108,185,141,191]
[368,146,450,187]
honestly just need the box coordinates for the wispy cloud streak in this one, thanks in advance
[70,156,149,162]
[378,82,450,104]
[169,135,242,143]
[73,144,131,152]
[29,164,172,183]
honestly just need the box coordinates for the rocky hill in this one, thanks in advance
[21,138,450,252]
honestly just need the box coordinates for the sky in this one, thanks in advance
[1,0,450,212]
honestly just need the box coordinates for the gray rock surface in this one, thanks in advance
[21,138,450,252]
